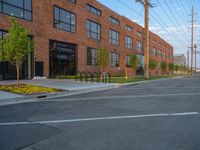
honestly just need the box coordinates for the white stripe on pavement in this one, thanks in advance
[46,92,200,102]
[0,112,198,126]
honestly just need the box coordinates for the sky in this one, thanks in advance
[97,0,200,68]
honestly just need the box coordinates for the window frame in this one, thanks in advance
[69,0,76,4]
[109,29,119,45]
[86,19,101,41]
[136,41,143,53]
[109,16,120,25]
[109,52,119,67]
[87,47,97,66]
[126,55,131,67]
[0,0,32,21]
[53,5,76,33]
[125,25,133,32]
[125,36,133,49]
[86,3,101,16]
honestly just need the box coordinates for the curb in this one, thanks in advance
[114,76,185,87]
[0,76,187,106]
[0,84,119,107]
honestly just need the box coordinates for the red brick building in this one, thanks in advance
[0,0,173,80]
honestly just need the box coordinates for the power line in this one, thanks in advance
[156,0,189,42]
[164,0,189,39]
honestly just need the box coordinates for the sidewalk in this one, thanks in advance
[0,79,118,106]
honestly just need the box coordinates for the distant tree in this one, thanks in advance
[174,64,179,73]
[179,65,184,75]
[149,59,157,74]
[183,66,187,74]
[160,61,167,75]
[96,48,109,73]
[0,18,34,86]
[168,62,174,72]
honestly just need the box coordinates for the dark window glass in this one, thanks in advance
[137,31,143,37]
[110,29,119,45]
[109,16,119,25]
[126,55,131,67]
[69,0,76,4]
[0,0,32,21]
[86,4,101,16]
[0,1,2,12]
[87,47,97,66]
[109,52,119,67]
[125,25,133,32]
[136,54,144,67]
[136,41,143,52]
[125,36,132,49]
[54,6,76,33]
[152,48,156,57]
[6,0,23,8]
[87,20,101,40]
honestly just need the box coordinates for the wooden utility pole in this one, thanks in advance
[194,44,197,73]
[136,0,152,79]
[187,50,189,70]
[190,6,194,74]
[144,0,150,79]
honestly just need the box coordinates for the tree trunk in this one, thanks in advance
[16,63,20,86]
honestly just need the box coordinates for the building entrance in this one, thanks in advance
[49,40,76,78]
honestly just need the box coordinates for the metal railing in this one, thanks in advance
[75,72,111,83]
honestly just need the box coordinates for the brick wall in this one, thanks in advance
[0,0,174,77]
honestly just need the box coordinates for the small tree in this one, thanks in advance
[0,18,34,86]
[179,65,184,75]
[174,64,179,73]
[160,61,167,75]
[130,54,138,72]
[96,48,109,74]
[149,59,157,75]
[168,62,174,72]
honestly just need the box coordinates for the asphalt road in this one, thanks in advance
[0,76,200,150]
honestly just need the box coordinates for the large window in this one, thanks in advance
[136,41,143,52]
[109,16,119,25]
[86,4,101,16]
[136,54,144,67]
[152,48,156,57]
[163,52,166,60]
[87,47,97,66]
[158,50,162,57]
[109,52,119,67]
[126,55,131,67]
[110,29,119,45]
[125,36,133,49]
[54,6,76,33]
[49,40,76,77]
[87,20,101,40]
[0,0,32,21]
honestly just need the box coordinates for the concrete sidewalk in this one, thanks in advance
[0,79,117,106]
[0,79,115,91]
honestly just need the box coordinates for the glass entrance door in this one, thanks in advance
[49,40,76,78]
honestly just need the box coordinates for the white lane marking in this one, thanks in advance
[46,92,200,102]
[0,112,198,126]
[115,86,200,91]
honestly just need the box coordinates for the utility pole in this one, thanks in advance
[194,44,197,73]
[136,0,153,79]
[190,6,194,74]
[187,49,189,70]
